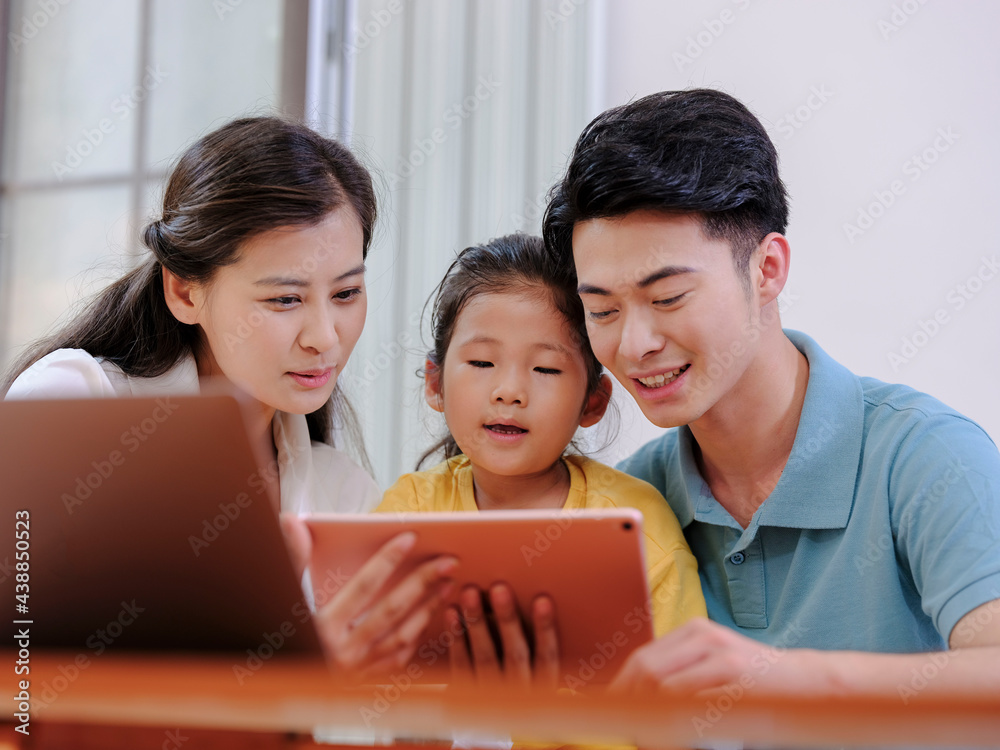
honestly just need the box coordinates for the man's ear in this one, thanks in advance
[753,232,791,308]
[162,267,202,325]
[579,373,612,428]
[424,359,444,412]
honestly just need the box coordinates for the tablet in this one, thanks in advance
[305,509,654,687]
[0,392,322,658]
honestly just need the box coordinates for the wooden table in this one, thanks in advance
[3,650,999,749]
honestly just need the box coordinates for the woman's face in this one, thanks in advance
[184,205,367,420]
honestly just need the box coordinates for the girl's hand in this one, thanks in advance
[447,582,560,689]
[281,516,458,679]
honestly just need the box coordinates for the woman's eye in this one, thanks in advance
[469,360,493,368]
[268,296,299,307]
[334,288,362,301]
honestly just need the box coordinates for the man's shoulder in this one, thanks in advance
[858,375,996,447]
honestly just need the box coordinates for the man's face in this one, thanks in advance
[572,211,762,429]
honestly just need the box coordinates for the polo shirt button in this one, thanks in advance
[730,552,745,565]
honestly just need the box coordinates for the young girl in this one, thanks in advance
[2,116,456,675]
[375,233,706,679]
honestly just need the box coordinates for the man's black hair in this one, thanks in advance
[543,88,789,281]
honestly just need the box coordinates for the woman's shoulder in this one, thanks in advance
[5,348,125,399]
[302,440,381,512]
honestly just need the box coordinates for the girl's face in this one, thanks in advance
[427,289,605,482]
[172,206,367,422]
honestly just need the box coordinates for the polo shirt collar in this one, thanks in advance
[676,329,864,534]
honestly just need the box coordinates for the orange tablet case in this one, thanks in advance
[305,509,655,687]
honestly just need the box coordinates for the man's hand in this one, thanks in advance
[609,618,820,696]
[611,613,1000,699]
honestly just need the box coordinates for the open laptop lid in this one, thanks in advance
[0,392,322,656]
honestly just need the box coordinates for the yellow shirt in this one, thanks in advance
[376,454,706,636]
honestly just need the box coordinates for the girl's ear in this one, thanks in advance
[424,359,444,412]
[579,374,612,428]
[162,268,201,325]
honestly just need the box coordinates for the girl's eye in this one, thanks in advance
[469,360,493,368]
[334,288,363,301]
[535,367,561,375]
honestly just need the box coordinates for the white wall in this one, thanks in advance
[596,0,1000,463]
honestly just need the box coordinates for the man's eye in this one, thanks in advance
[654,294,686,307]
[587,310,614,320]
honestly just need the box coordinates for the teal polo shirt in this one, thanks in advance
[619,330,1000,652]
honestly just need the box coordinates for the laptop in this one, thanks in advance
[0,392,322,657]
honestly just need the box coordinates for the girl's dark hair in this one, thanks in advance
[3,116,377,453]
[544,88,789,288]
[417,233,605,468]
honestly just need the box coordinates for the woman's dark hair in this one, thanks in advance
[544,88,789,287]
[417,233,606,468]
[3,116,376,452]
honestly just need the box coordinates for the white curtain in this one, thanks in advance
[314,0,600,486]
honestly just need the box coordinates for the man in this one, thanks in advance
[543,88,1000,697]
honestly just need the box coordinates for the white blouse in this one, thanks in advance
[6,348,380,514]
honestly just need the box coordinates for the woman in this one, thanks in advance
[3,116,455,676]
